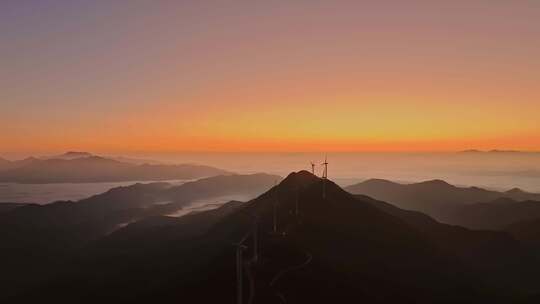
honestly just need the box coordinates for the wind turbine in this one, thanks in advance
[321,155,328,199]
[321,155,328,179]
[252,215,259,263]
[273,181,279,234]
[310,161,316,174]
[233,234,249,304]
[295,186,300,217]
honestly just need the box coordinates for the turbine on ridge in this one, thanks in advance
[321,155,328,199]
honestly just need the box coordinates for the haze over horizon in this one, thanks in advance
[4,150,540,194]
[2,1,540,154]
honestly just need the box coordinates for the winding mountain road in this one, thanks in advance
[269,251,313,303]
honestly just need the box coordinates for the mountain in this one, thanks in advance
[0,172,279,251]
[0,173,279,298]
[11,156,40,168]
[45,151,95,160]
[504,187,540,201]
[0,155,230,183]
[167,173,279,201]
[445,198,540,230]
[6,171,539,303]
[109,156,164,165]
[459,149,524,154]
[346,179,540,223]
[356,194,534,288]
[0,202,27,214]
[506,218,540,248]
[0,157,12,170]
[44,152,164,165]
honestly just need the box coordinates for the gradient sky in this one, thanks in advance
[1,0,539,154]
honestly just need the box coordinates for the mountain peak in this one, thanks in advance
[41,151,96,161]
[18,156,39,164]
[278,170,321,189]
[56,151,94,160]
[418,179,452,187]
[506,187,526,195]
[362,178,399,185]
[63,151,93,157]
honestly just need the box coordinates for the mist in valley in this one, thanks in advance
[2,151,539,205]
[129,151,540,191]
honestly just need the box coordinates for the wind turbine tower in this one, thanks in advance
[273,181,278,233]
[295,186,300,216]
[233,240,248,304]
[252,216,259,263]
[310,161,316,175]
[321,155,328,199]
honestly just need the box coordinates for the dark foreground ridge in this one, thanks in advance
[2,171,540,303]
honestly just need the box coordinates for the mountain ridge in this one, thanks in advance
[3,171,540,303]
[0,153,230,183]
[84,171,538,302]
[346,178,540,223]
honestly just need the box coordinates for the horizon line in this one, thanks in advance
[2,149,540,160]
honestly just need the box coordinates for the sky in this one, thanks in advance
[1,0,539,155]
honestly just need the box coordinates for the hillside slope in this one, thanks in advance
[7,172,538,303]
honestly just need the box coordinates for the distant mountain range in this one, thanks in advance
[0,157,11,168]
[0,152,229,183]
[42,151,165,165]
[3,171,540,303]
[460,149,524,153]
[346,179,540,228]
[45,151,95,160]
[0,172,279,300]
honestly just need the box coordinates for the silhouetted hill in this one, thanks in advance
[0,173,278,250]
[102,201,245,245]
[0,156,38,171]
[0,182,173,265]
[167,173,279,201]
[43,152,164,165]
[346,179,540,223]
[0,155,230,183]
[504,187,540,201]
[12,156,40,168]
[506,218,540,247]
[8,171,539,303]
[0,157,12,170]
[355,194,533,287]
[459,149,525,154]
[445,199,540,230]
[0,202,27,214]
[111,155,165,165]
[0,173,279,299]
[46,151,94,160]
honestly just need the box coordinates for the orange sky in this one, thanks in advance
[1,1,539,154]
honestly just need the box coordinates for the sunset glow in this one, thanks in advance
[2,1,539,154]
